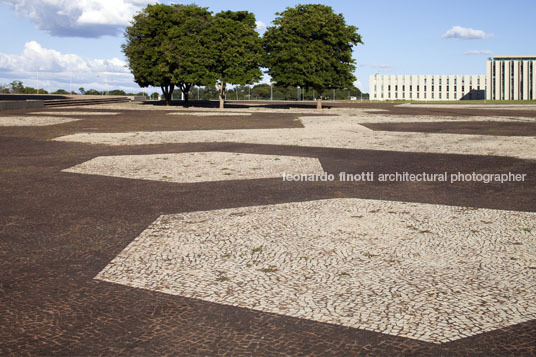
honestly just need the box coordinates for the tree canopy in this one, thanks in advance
[263,4,363,108]
[204,11,263,108]
[123,4,176,105]
[123,5,263,108]
[165,4,213,103]
[123,4,214,105]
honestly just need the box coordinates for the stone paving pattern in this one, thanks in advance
[63,152,324,183]
[97,198,536,344]
[55,114,536,160]
[1,102,536,355]
[0,116,80,126]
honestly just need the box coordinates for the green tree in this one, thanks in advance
[108,89,127,96]
[123,4,177,105]
[205,11,263,109]
[263,4,363,109]
[166,4,213,104]
[10,80,24,93]
[251,84,271,99]
[78,87,86,95]
[52,89,70,94]
[123,4,213,106]
[85,89,101,95]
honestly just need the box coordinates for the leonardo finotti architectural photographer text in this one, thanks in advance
[282,172,527,184]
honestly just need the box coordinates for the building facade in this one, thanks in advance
[486,56,536,100]
[370,75,486,101]
[369,55,536,101]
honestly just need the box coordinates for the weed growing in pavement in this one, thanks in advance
[260,266,278,273]
[363,251,379,258]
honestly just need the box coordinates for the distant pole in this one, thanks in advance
[333,89,335,101]
[248,85,251,100]
[197,86,200,100]
[270,83,273,101]
[36,71,39,94]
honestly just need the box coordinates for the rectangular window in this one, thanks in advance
[388,85,391,91]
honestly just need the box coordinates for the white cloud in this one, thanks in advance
[0,0,158,37]
[464,50,493,55]
[442,26,491,40]
[0,41,138,92]
[255,21,267,32]
[358,63,393,71]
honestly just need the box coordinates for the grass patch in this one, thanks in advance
[260,266,278,273]
[363,252,379,258]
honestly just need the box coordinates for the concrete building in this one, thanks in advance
[370,74,486,101]
[486,56,536,100]
[369,55,536,101]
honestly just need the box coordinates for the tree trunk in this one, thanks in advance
[316,96,323,110]
[218,82,226,109]
[161,84,174,106]
[180,83,191,106]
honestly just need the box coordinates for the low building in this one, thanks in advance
[486,56,536,100]
[369,55,536,101]
[370,75,485,101]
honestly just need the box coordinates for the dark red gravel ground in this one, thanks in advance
[1,103,536,355]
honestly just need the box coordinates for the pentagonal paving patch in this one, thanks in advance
[167,112,252,116]
[0,116,81,126]
[62,152,324,183]
[96,198,536,344]
[30,111,119,116]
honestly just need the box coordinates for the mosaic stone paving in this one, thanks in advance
[62,152,324,183]
[96,198,536,344]
[0,116,80,126]
[54,115,536,160]
[30,111,120,116]
[168,112,252,116]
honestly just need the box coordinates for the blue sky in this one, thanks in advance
[0,0,534,94]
